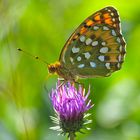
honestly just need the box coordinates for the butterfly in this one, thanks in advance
[18,6,126,82]
[48,6,126,82]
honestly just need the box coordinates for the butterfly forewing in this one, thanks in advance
[59,6,126,78]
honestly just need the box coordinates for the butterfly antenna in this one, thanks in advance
[17,48,49,65]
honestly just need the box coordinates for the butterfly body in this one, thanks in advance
[48,6,126,81]
[48,62,78,81]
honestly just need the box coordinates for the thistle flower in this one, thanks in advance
[50,81,94,139]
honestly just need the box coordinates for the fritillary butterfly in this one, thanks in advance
[18,6,126,82]
[48,6,126,82]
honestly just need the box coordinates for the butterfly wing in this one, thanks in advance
[59,6,126,78]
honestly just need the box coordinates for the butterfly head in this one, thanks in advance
[48,61,61,74]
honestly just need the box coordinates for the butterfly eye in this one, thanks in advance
[48,65,57,74]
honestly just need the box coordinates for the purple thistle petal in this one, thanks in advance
[84,85,91,101]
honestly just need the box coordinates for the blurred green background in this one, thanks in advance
[0,0,140,140]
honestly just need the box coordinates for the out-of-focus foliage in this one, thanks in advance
[0,0,140,140]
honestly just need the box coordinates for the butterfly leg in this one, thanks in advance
[46,73,53,80]
[58,77,64,81]
[57,78,65,89]
[75,81,84,87]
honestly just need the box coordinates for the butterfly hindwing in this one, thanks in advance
[59,6,126,78]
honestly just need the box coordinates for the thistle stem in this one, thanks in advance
[69,133,75,140]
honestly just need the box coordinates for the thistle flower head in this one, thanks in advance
[50,81,94,137]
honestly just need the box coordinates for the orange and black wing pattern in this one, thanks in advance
[59,6,126,78]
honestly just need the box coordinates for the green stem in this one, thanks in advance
[69,133,75,140]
